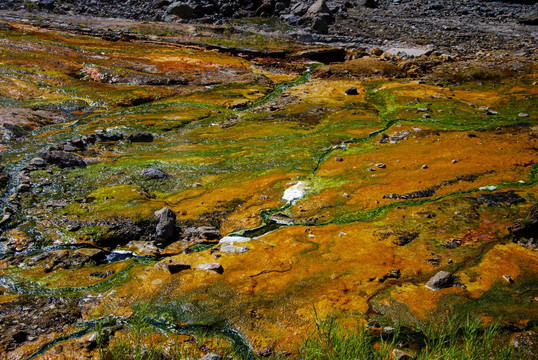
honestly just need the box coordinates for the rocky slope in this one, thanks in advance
[0,0,537,54]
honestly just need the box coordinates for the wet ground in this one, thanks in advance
[0,16,537,359]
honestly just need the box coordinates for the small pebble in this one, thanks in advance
[421,164,428,169]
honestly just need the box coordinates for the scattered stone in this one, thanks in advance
[141,168,170,179]
[486,108,498,116]
[127,132,154,142]
[127,240,161,256]
[393,232,418,246]
[376,163,386,169]
[29,157,45,167]
[335,156,344,162]
[367,167,376,172]
[183,226,221,243]
[421,164,428,169]
[38,150,86,168]
[426,271,464,291]
[442,239,462,249]
[502,275,514,284]
[379,130,412,144]
[154,207,177,243]
[416,107,431,112]
[197,263,224,274]
[168,262,191,274]
[62,143,77,152]
[345,87,358,95]
[518,112,529,117]
[269,212,294,225]
[44,199,70,208]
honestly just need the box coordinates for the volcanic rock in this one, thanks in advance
[127,132,154,142]
[142,167,170,179]
[155,207,177,243]
[426,271,464,290]
[197,263,224,274]
[38,150,86,168]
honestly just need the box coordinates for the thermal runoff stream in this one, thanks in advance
[0,10,536,360]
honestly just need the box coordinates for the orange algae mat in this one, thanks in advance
[0,22,537,357]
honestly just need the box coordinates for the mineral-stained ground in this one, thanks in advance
[0,1,537,358]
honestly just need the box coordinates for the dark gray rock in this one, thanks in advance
[39,0,55,10]
[183,226,221,243]
[142,167,170,179]
[38,150,86,168]
[345,86,359,95]
[128,132,154,142]
[155,207,177,243]
[426,271,464,290]
[168,262,191,274]
[166,2,194,19]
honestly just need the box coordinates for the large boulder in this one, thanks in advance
[426,271,464,291]
[142,168,170,179]
[127,132,154,143]
[155,207,177,243]
[304,0,332,19]
[302,0,333,34]
[166,2,194,19]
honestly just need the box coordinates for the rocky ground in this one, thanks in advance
[0,1,537,359]
[0,0,537,55]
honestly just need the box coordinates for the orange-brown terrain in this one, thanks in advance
[0,10,536,360]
